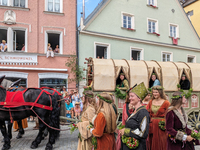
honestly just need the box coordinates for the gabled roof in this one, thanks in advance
[84,0,109,26]
[182,0,197,7]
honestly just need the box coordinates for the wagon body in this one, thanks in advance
[85,58,200,130]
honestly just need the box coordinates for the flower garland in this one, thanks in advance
[97,94,113,104]
[158,120,166,131]
[121,135,139,149]
[115,88,127,100]
[191,130,200,140]
[69,124,78,134]
[151,86,164,90]
[117,122,125,130]
[92,137,97,150]
[176,84,193,99]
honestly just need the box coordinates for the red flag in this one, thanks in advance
[172,37,178,45]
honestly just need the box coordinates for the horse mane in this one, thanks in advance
[0,86,6,102]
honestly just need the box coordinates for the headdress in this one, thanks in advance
[128,82,148,100]
[120,73,125,76]
[152,86,164,90]
[152,73,156,76]
[171,94,185,100]
[182,74,186,77]
[83,87,93,98]
[96,94,112,104]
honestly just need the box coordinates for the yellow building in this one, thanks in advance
[183,0,200,37]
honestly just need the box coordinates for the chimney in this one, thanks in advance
[83,0,85,21]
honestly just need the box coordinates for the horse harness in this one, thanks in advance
[0,88,53,123]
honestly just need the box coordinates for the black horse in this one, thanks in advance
[0,78,60,150]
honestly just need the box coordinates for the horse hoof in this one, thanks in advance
[1,145,10,150]
[30,144,38,149]
[16,135,22,139]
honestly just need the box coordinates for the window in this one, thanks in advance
[47,0,60,12]
[121,12,134,30]
[148,0,154,5]
[47,33,60,51]
[13,0,26,8]
[131,48,144,60]
[13,30,25,51]
[94,42,110,59]
[148,20,156,33]
[6,77,27,87]
[40,78,67,90]
[147,0,157,7]
[0,0,7,6]
[147,19,158,34]
[96,46,107,59]
[187,55,196,63]
[0,29,7,44]
[162,52,172,62]
[169,24,179,38]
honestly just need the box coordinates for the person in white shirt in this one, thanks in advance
[0,40,7,52]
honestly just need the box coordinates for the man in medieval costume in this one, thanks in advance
[179,74,190,90]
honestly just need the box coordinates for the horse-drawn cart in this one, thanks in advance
[84,58,200,131]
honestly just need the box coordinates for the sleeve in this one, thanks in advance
[124,110,150,140]
[92,113,106,137]
[186,80,190,89]
[119,80,129,90]
[122,104,127,125]
[77,121,92,139]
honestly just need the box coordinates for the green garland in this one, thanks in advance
[92,137,97,150]
[158,120,166,131]
[176,84,193,99]
[115,88,127,100]
[191,130,200,140]
[97,94,113,104]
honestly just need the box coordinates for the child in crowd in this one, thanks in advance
[74,102,81,119]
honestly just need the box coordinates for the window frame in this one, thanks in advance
[11,27,27,52]
[147,0,157,7]
[130,47,144,60]
[0,0,8,6]
[94,42,110,59]
[161,51,173,62]
[147,18,159,34]
[45,0,63,13]
[169,23,179,38]
[187,54,196,63]
[45,30,63,54]
[121,12,135,30]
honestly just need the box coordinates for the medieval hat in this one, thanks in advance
[129,82,148,100]
[120,73,125,76]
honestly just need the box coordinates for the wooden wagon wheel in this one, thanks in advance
[187,108,200,131]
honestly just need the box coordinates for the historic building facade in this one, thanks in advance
[0,0,77,91]
[183,0,200,37]
[78,0,200,90]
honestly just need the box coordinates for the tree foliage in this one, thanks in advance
[65,55,84,84]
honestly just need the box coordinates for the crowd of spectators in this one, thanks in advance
[61,86,82,120]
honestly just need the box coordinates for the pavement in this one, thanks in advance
[0,121,79,150]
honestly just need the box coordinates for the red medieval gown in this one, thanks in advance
[146,100,170,150]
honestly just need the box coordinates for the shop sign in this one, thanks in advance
[0,53,37,65]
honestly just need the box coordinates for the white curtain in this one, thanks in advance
[48,0,53,11]
[55,0,60,12]
[13,0,19,6]
[20,0,25,7]
[2,0,7,5]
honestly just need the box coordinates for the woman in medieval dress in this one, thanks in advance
[166,91,199,150]
[146,86,170,150]
[77,90,96,150]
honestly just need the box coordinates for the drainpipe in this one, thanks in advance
[76,0,79,89]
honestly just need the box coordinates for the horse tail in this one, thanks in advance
[49,95,60,140]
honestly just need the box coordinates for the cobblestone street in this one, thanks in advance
[0,122,78,150]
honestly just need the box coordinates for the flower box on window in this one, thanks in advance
[127,28,135,31]
[149,4,157,8]
[153,32,160,36]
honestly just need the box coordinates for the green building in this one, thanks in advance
[78,0,200,89]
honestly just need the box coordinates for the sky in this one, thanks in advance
[77,0,101,25]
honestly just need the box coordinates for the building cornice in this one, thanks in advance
[80,30,200,52]
[0,66,68,72]
[0,5,30,11]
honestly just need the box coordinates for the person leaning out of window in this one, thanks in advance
[0,40,7,52]
[46,43,54,58]
[54,45,59,53]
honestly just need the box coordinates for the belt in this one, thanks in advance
[151,117,164,120]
